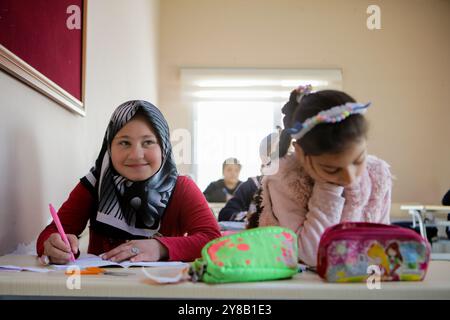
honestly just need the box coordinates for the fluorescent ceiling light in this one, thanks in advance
[194,79,328,88]
[280,80,328,87]
[195,80,274,87]
[192,90,291,99]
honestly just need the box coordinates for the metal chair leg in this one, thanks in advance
[410,210,427,240]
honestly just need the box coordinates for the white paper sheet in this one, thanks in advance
[50,253,189,270]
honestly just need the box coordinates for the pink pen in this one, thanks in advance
[49,203,76,262]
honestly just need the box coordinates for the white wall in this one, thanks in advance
[159,0,450,204]
[0,0,160,255]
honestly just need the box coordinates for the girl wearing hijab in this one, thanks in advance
[37,100,221,264]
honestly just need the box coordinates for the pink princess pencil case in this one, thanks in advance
[317,222,431,282]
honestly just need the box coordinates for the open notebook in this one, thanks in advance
[50,253,189,270]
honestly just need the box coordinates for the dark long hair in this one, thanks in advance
[280,89,369,155]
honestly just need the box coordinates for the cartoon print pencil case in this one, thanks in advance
[190,226,299,284]
[317,222,431,283]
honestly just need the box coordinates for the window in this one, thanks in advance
[180,68,342,191]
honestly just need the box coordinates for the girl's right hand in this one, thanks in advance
[301,153,329,185]
[43,233,79,265]
[295,142,342,187]
[295,144,329,184]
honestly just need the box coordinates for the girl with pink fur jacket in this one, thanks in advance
[258,87,392,267]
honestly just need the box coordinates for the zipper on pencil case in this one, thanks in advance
[320,229,424,244]
[320,224,425,244]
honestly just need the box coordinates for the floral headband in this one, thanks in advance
[288,102,371,140]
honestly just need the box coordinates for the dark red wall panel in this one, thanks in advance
[0,0,83,100]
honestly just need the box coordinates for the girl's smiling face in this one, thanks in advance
[110,115,162,181]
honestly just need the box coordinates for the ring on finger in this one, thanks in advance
[130,246,140,256]
[39,255,50,266]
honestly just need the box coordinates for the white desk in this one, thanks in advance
[1,255,450,299]
[400,205,450,240]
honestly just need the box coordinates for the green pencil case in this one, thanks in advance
[190,226,299,284]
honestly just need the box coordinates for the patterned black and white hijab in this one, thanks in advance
[81,100,178,238]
